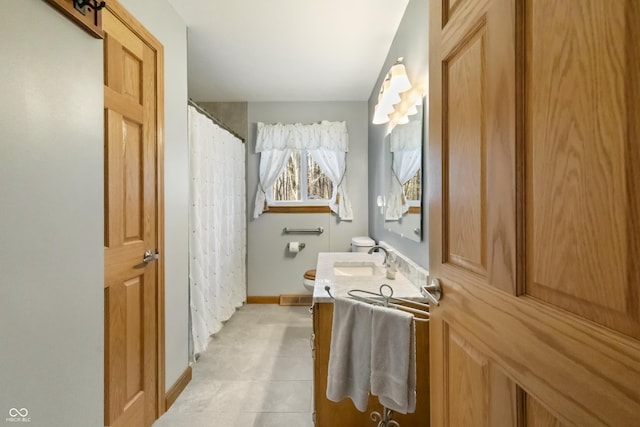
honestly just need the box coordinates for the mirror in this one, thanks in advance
[383,102,423,242]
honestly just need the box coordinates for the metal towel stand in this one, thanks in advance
[324,284,430,322]
[324,284,431,426]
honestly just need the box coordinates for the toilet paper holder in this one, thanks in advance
[287,242,306,252]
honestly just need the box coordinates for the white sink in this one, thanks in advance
[333,261,384,277]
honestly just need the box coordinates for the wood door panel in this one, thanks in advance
[104,32,123,92]
[105,111,146,246]
[437,322,519,427]
[105,109,124,248]
[524,393,565,427]
[105,275,146,421]
[443,0,464,27]
[113,394,144,427]
[439,0,517,293]
[431,280,640,425]
[444,27,487,276]
[441,0,489,56]
[446,326,489,426]
[524,0,640,338]
[105,284,126,424]
[104,241,145,287]
[123,118,143,242]
[431,0,640,425]
[122,51,143,103]
[105,257,157,426]
[104,3,161,426]
[125,277,143,400]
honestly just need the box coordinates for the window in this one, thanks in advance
[403,168,421,206]
[271,149,333,204]
[253,120,352,220]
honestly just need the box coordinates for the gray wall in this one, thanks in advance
[118,0,190,391]
[0,4,190,426]
[198,102,248,141]
[247,102,369,296]
[0,2,103,426]
[368,0,429,268]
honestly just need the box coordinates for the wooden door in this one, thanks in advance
[103,2,164,426]
[428,0,640,425]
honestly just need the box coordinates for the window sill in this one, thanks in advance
[264,206,332,214]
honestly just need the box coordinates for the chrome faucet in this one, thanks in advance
[368,245,398,279]
[368,245,390,266]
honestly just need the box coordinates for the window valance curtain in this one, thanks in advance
[390,120,422,152]
[256,120,349,152]
[253,120,353,221]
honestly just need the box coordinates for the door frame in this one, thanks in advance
[104,0,166,418]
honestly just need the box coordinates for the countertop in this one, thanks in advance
[312,252,425,304]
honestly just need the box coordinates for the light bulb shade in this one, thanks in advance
[389,63,412,94]
[395,114,410,125]
[380,89,401,108]
[381,78,401,106]
[377,89,395,115]
[372,104,390,124]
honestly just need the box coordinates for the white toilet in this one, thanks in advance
[350,236,375,253]
[303,270,316,292]
[303,236,376,292]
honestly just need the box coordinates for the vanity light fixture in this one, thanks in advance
[387,59,412,93]
[373,77,400,124]
[372,58,413,125]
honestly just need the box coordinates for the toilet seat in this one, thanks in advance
[304,269,316,281]
[303,269,316,292]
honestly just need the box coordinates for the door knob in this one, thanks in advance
[421,278,442,306]
[143,249,159,263]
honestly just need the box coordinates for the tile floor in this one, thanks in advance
[153,304,314,427]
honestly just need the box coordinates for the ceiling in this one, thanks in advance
[166,0,410,102]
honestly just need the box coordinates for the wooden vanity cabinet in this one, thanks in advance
[312,302,430,427]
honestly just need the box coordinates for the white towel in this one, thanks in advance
[370,304,416,414]
[326,297,373,412]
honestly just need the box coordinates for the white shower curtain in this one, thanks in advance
[188,105,246,356]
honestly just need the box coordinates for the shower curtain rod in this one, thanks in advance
[188,99,246,143]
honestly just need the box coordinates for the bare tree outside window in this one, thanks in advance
[273,150,333,202]
[273,151,301,201]
[403,169,421,201]
[307,155,333,200]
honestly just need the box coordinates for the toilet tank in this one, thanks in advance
[351,236,375,253]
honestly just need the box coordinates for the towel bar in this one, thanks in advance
[324,284,430,322]
[283,227,324,234]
